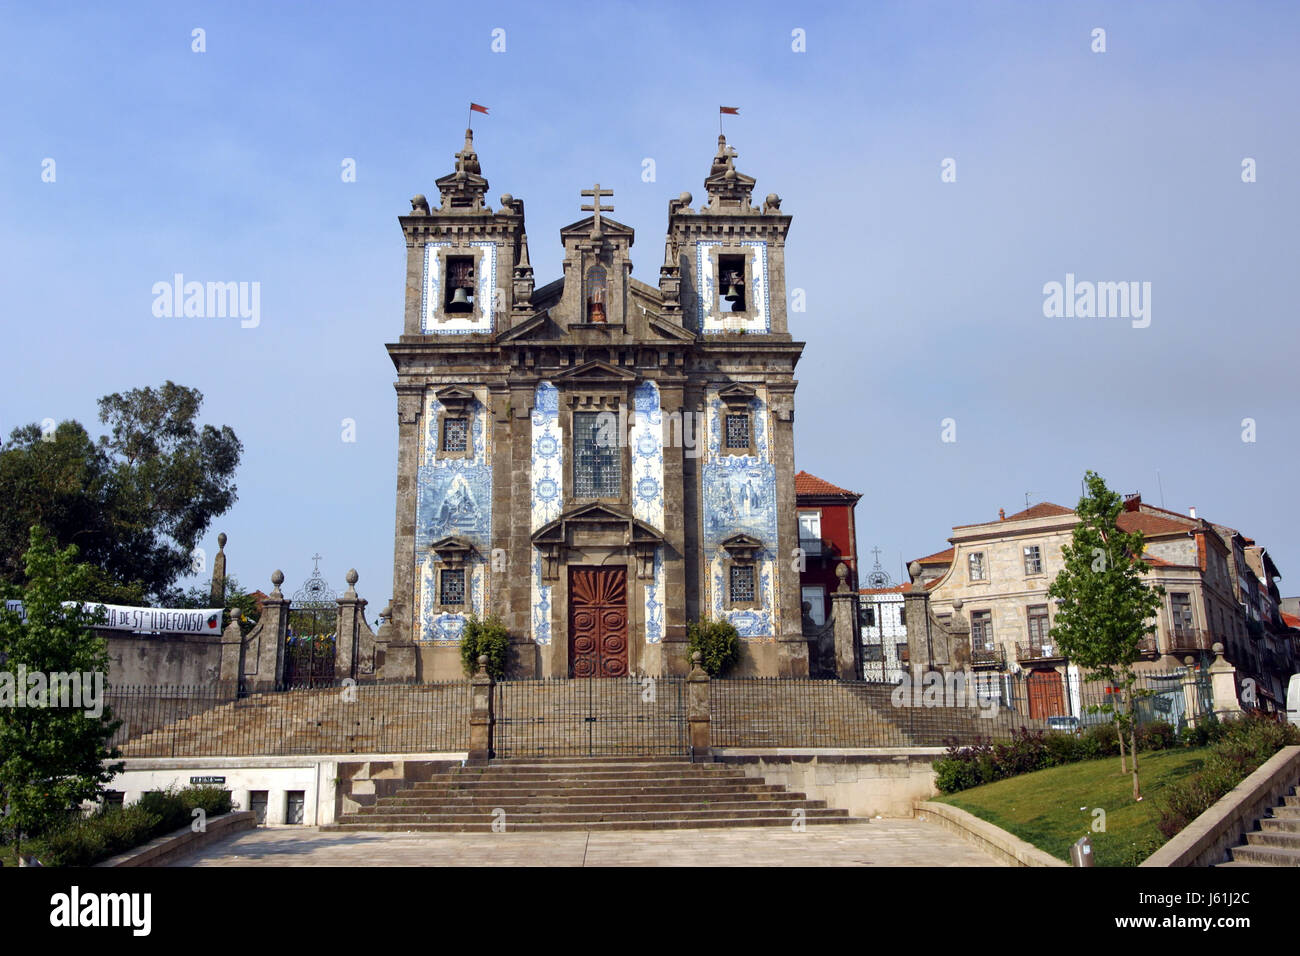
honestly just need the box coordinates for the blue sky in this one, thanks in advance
[2,1,1298,607]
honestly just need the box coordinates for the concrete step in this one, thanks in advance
[397,784,787,800]
[322,815,866,833]
[361,799,829,815]
[1245,830,1300,849]
[382,790,802,806]
[1229,844,1300,866]
[1260,818,1300,834]
[351,804,850,823]
[1269,805,1300,820]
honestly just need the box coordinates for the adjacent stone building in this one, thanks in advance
[907,496,1298,717]
[385,130,807,679]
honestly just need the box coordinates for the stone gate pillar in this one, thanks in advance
[253,570,290,692]
[830,563,862,680]
[335,569,365,681]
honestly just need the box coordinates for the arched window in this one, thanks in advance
[585,265,607,323]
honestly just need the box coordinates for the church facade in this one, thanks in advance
[387,130,807,679]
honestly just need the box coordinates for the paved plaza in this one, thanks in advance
[170,821,1004,867]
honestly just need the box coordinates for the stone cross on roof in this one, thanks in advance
[581,183,613,238]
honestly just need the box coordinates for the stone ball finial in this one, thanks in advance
[478,654,488,666]
[835,562,848,582]
[1212,642,1224,656]
[271,569,284,587]
[679,191,692,205]
[952,597,963,611]
[217,532,227,549]
[346,568,359,586]
[1184,656,1195,667]
[691,651,702,663]
[908,561,922,579]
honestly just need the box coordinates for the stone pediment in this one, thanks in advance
[532,503,664,581]
[552,360,638,386]
[648,316,697,343]
[717,382,758,409]
[496,312,551,342]
[428,535,476,567]
[721,533,763,560]
[559,216,635,242]
[433,385,477,412]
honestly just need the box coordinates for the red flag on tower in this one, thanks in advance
[470,103,489,114]
[719,106,739,115]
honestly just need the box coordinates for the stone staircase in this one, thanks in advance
[1222,784,1300,866]
[322,757,868,832]
[112,678,1048,759]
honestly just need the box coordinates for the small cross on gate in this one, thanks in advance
[871,546,884,565]
[311,552,323,574]
[581,183,614,235]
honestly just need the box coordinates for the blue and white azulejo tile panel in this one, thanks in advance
[530,381,562,532]
[422,241,496,334]
[414,386,492,641]
[630,380,664,530]
[696,241,769,334]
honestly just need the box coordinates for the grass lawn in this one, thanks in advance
[935,747,1209,866]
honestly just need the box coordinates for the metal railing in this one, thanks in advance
[1167,629,1215,655]
[1016,641,1066,662]
[106,680,470,757]
[492,676,687,758]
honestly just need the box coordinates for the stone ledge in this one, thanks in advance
[1141,745,1300,868]
[916,801,1066,867]
[712,747,946,763]
[95,811,257,868]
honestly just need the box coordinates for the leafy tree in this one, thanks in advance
[0,528,124,859]
[1046,470,1164,801]
[0,382,242,603]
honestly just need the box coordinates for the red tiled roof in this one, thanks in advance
[1002,502,1075,521]
[1117,512,1190,536]
[953,502,1076,529]
[912,547,955,566]
[794,470,860,498]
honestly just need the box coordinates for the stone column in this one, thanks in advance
[253,570,290,693]
[209,532,228,607]
[829,563,861,680]
[391,388,424,653]
[467,655,495,764]
[687,652,711,759]
[1208,643,1244,720]
[335,569,365,682]
[218,614,243,686]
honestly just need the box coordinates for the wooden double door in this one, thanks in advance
[1026,668,1066,720]
[568,567,629,678]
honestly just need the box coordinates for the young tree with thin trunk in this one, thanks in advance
[1046,471,1164,801]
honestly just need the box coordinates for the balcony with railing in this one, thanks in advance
[1136,635,1159,658]
[1016,640,1066,663]
[1167,628,1215,656]
[970,641,1006,669]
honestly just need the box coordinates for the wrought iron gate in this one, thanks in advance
[281,557,337,689]
[492,676,687,757]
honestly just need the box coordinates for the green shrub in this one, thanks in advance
[1081,721,1120,759]
[686,617,740,676]
[17,786,234,867]
[1136,721,1176,752]
[459,614,510,679]
[1156,715,1300,839]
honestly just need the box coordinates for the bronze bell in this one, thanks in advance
[448,286,472,311]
